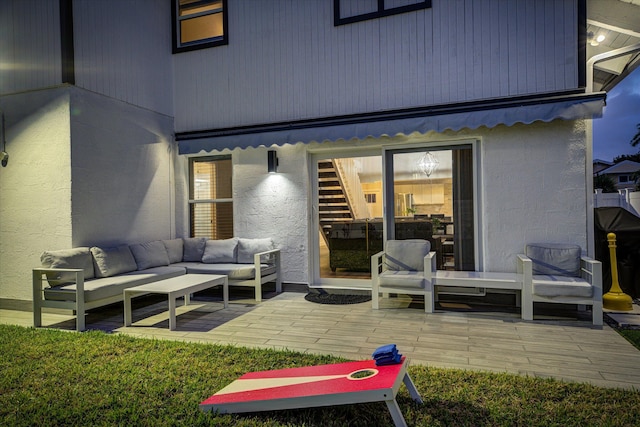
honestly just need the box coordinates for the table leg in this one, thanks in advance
[168,296,177,330]
[124,292,132,327]
[223,277,229,308]
[385,399,408,427]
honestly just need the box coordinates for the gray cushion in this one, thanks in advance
[379,270,425,289]
[40,247,95,285]
[525,243,581,277]
[175,262,276,280]
[237,238,274,264]
[162,239,184,263]
[532,275,593,298]
[183,237,206,262]
[202,238,238,263]
[91,246,138,278]
[384,240,430,271]
[129,240,170,270]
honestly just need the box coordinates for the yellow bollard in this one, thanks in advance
[603,233,633,311]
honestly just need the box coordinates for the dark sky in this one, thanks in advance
[593,66,640,161]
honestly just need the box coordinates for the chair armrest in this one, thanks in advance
[32,267,85,305]
[516,254,532,289]
[253,248,281,275]
[580,256,602,295]
[424,251,436,280]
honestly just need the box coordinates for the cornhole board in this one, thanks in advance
[199,356,422,427]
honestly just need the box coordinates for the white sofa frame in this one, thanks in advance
[517,254,603,326]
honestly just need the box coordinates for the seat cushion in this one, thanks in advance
[379,270,425,289]
[525,243,581,277]
[532,275,593,298]
[173,262,276,280]
[43,266,186,303]
[384,240,430,271]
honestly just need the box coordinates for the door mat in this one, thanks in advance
[304,292,371,305]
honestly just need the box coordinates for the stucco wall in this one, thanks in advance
[69,88,175,247]
[0,88,72,301]
[232,145,310,284]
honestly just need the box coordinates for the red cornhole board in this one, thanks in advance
[199,356,422,427]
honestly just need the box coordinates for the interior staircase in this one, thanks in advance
[318,160,354,243]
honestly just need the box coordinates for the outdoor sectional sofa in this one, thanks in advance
[33,237,281,331]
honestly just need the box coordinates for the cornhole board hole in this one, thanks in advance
[199,356,422,427]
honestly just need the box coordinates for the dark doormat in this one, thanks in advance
[304,292,371,305]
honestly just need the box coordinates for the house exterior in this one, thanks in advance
[1,0,638,304]
[595,160,640,190]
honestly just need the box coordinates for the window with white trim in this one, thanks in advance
[189,156,233,239]
[173,0,228,53]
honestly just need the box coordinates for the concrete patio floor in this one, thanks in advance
[2,288,640,391]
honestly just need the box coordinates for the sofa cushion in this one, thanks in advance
[174,262,276,280]
[130,241,170,270]
[237,238,274,264]
[525,243,581,277]
[163,239,184,263]
[532,275,593,298]
[43,266,186,303]
[40,247,95,285]
[91,245,138,278]
[384,240,430,271]
[183,237,206,262]
[202,238,238,263]
[379,270,425,289]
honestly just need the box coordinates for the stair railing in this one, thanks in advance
[334,158,370,220]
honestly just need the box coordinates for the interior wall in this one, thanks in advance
[0,87,72,301]
[69,87,175,247]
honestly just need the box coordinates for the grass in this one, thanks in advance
[619,328,640,350]
[1,324,639,426]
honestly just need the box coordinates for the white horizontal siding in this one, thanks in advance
[73,0,174,116]
[0,0,61,95]
[174,0,579,132]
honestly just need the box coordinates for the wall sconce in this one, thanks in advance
[0,111,7,167]
[268,150,278,173]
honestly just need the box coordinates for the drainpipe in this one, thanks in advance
[585,43,640,257]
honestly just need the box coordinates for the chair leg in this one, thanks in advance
[424,284,434,313]
[592,302,603,326]
[372,289,380,309]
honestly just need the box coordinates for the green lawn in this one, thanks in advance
[1,324,639,426]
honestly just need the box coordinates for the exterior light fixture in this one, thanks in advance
[417,151,438,177]
[267,150,278,173]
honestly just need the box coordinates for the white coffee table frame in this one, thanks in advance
[124,274,228,330]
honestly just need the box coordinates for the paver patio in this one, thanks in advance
[2,288,639,390]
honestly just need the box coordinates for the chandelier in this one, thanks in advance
[417,151,439,177]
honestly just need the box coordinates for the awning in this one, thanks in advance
[177,91,606,155]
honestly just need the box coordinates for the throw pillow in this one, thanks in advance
[162,238,184,263]
[183,237,207,262]
[237,238,274,264]
[202,238,238,263]
[130,240,170,270]
[91,245,138,278]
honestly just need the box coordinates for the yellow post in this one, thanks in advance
[603,233,633,311]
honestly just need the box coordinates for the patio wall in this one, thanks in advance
[0,86,175,301]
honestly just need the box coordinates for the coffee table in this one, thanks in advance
[123,274,228,330]
[199,356,422,427]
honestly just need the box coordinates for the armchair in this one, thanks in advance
[517,243,603,326]
[371,239,437,313]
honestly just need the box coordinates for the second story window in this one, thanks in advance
[173,0,228,53]
[334,0,432,26]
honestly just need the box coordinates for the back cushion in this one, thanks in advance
[525,243,581,277]
[183,237,206,262]
[162,239,184,264]
[237,238,274,264]
[129,241,170,270]
[40,247,95,285]
[202,238,238,263]
[91,246,138,278]
[384,240,430,271]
